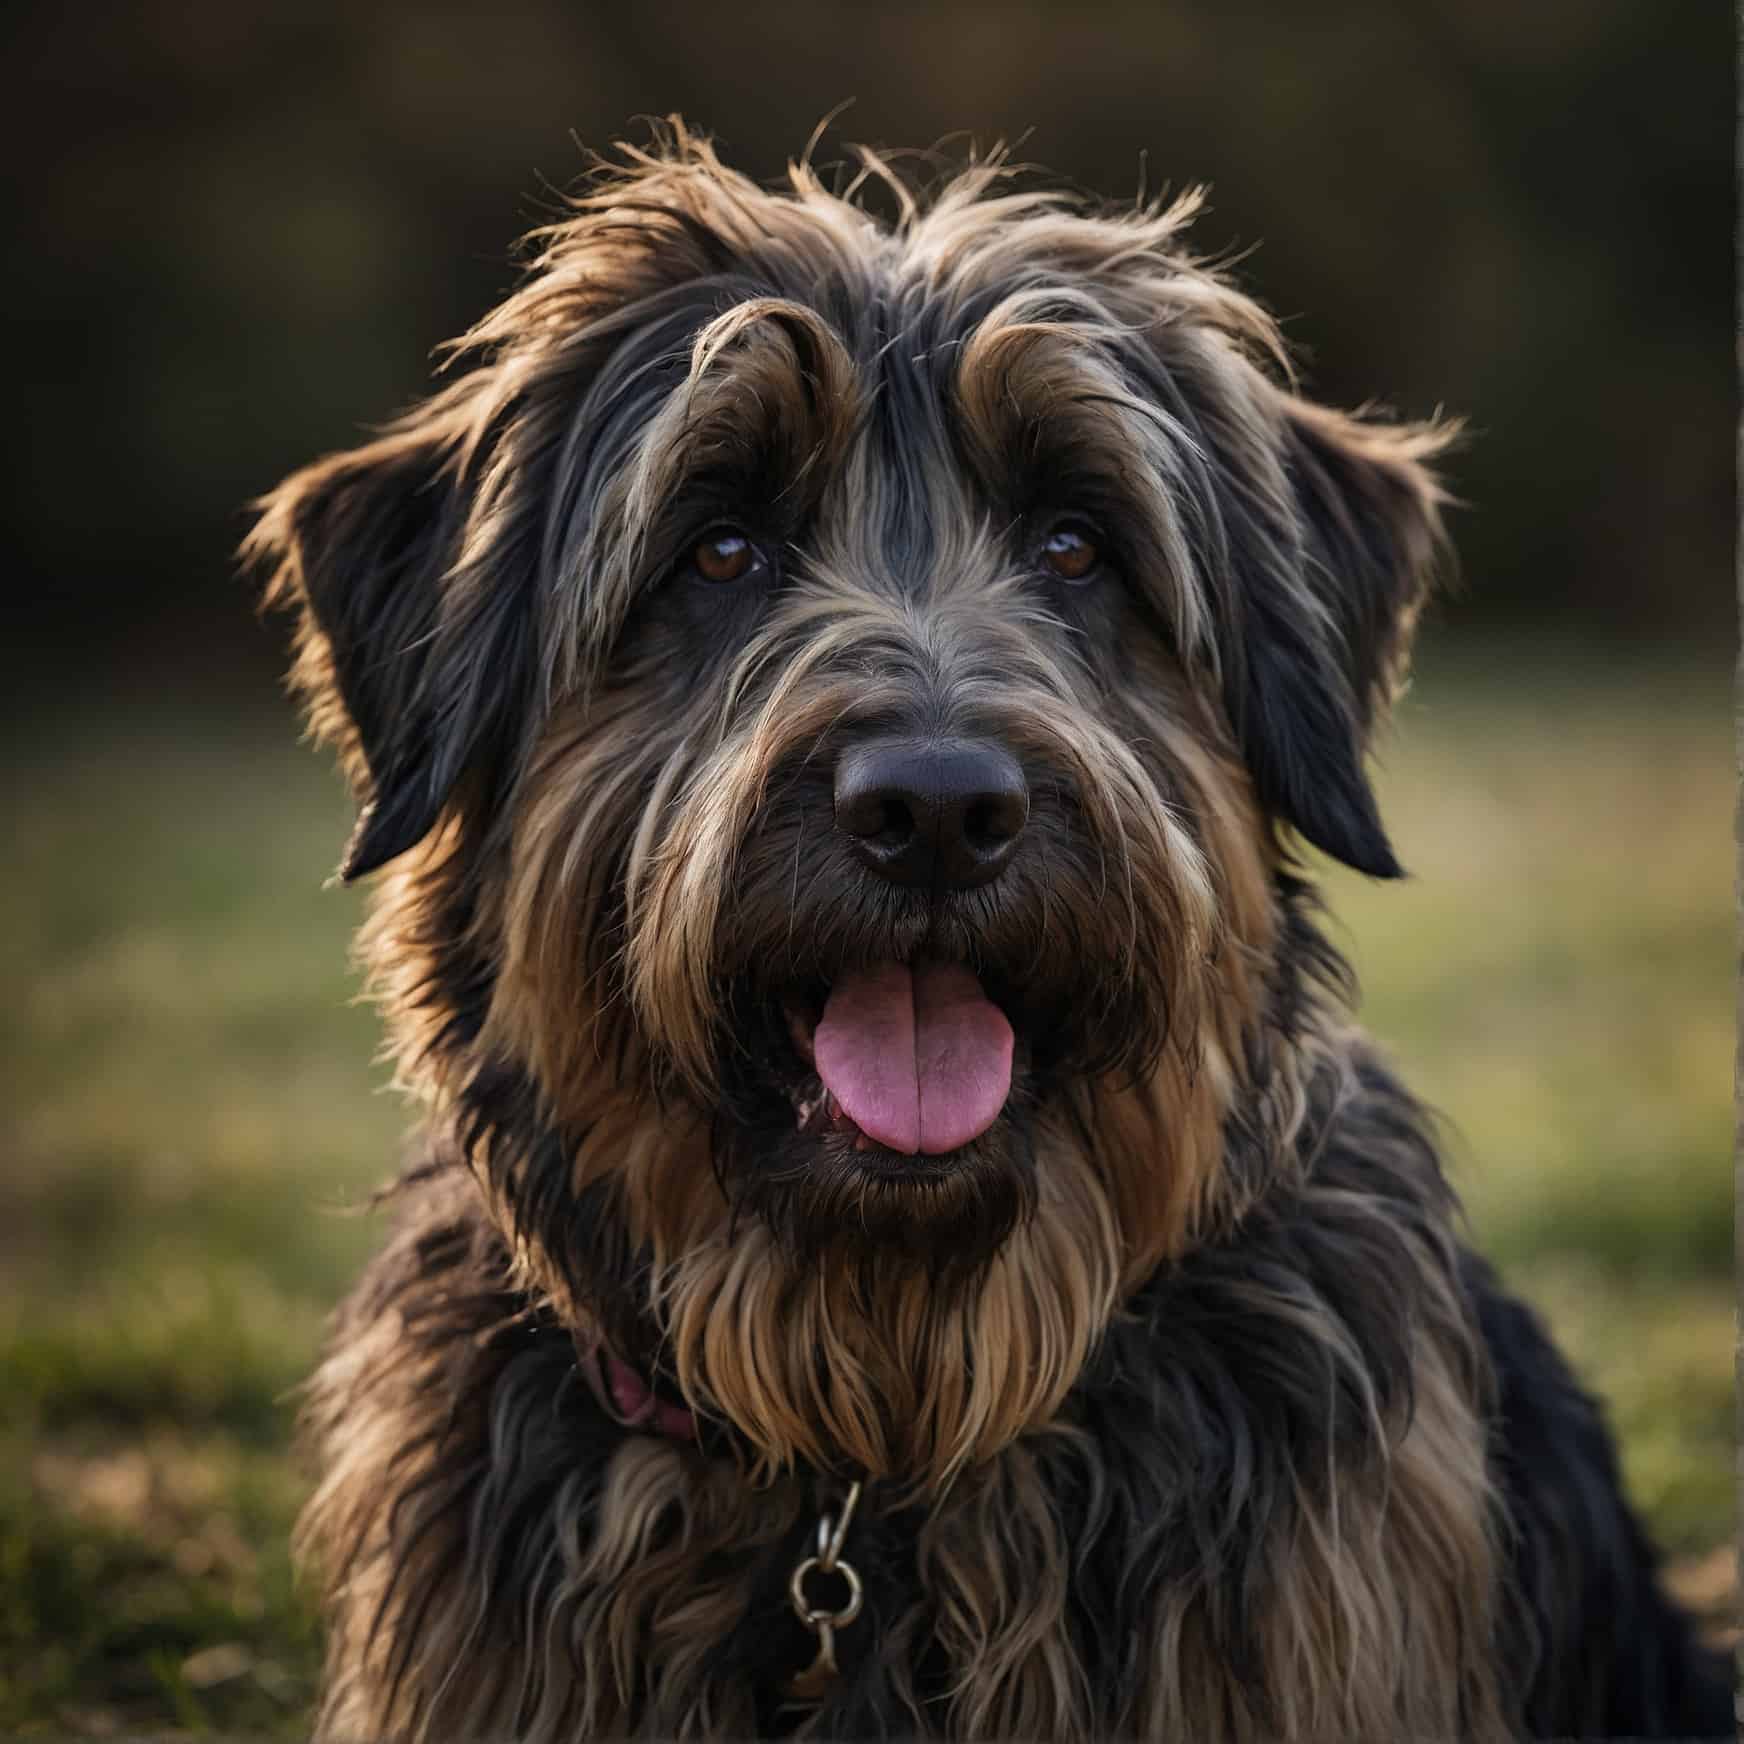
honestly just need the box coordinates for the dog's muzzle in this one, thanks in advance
[767,734,1027,1159]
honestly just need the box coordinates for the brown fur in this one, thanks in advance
[253,123,1542,1741]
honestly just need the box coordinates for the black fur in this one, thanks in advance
[1470,1255,1734,1738]
[263,139,1731,1741]
[329,1054,1733,1741]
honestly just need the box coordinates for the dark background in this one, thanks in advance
[4,0,1731,674]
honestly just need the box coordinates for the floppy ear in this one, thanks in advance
[245,404,530,881]
[1229,399,1451,879]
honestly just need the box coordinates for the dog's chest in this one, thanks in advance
[580,1430,1139,1740]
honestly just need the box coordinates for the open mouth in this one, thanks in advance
[780,960,1016,1163]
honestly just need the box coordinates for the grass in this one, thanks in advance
[1,641,1732,1731]
[1317,641,1735,1575]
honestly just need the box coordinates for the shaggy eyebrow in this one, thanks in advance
[545,293,863,678]
[949,315,1211,650]
[629,301,859,527]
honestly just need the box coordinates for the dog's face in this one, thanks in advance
[253,129,1447,1479]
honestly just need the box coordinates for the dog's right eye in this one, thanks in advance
[1040,522,1101,583]
[689,528,766,585]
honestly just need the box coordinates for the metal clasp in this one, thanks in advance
[783,1479,864,1708]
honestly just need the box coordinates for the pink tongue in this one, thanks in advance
[812,962,1014,1156]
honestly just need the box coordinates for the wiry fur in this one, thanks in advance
[250,123,1732,1741]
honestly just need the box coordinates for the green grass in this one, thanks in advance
[1324,646,1732,1285]
[1317,642,1735,1570]
[2,696,397,1733]
[1,644,1732,1729]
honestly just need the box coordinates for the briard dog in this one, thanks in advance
[249,124,1732,1741]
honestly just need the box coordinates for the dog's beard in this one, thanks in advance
[697,876,1186,1276]
[641,755,1203,1275]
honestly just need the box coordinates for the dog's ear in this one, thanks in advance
[1228,399,1451,879]
[246,407,528,881]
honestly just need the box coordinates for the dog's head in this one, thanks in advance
[250,125,1450,1483]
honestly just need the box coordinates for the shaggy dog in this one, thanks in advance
[249,124,1733,1741]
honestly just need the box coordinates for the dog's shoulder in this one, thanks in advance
[1463,1253,1734,1739]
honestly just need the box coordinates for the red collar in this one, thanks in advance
[578,1341,698,1441]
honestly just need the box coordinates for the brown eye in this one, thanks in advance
[1041,524,1099,583]
[692,529,757,584]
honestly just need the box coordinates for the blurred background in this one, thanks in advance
[1,0,1731,1731]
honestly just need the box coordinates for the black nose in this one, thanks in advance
[834,736,1029,892]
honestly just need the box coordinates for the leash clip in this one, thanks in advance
[783,1479,864,1708]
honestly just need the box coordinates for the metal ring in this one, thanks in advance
[788,1554,863,1629]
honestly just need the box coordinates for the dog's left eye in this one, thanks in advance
[1040,523,1101,584]
[689,528,767,585]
